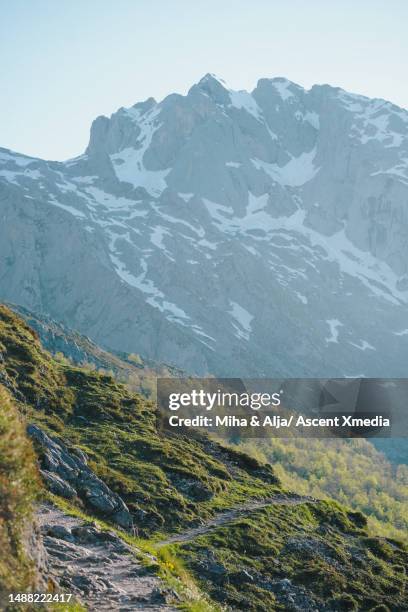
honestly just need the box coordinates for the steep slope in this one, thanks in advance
[9,302,183,397]
[0,387,47,604]
[0,387,179,610]
[239,437,408,543]
[1,75,408,376]
[176,499,407,611]
[7,303,408,542]
[0,305,280,534]
[0,305,407,610]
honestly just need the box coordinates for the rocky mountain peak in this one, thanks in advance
[0,76,408,376]
[193,72,229,92]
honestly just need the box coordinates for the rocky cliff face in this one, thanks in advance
[1,74,407,376]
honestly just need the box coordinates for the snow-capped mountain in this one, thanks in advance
[1,74,408,376]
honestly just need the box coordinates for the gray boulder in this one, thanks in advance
[41,469,77,499]
[27,424,133,530]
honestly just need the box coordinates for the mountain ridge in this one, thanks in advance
[1,74,408,376]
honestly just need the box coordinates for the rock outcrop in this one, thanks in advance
[27,424,133,530]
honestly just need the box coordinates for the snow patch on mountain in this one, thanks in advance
[85,187,140,211]
[295,291,308,305]
[349,340,376,351]
[229,90,263,121]
[178,192,194,202]
[225,161,242,168]
[393,329,408,336]
[110,106,170,196]
[229,301,253,341]
[0,167,43,185]
[340,96,407,148]
[371,157,408,185]
[111,146,170,195]
[272,79,295,101]
[252,149,319,187]
[110,253,188,324]
[71,175,97,184]
[304,111,320,129]
[326,319,343,344]
[0,149,36,167]
[48,194,87,219]
[150,225,174,260]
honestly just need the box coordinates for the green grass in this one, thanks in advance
[237,437,408,543]
[0,306,281,536]
[11,302,183,400]
[1,303,407,611]
[177,500,408,611]
[0,386,40,606]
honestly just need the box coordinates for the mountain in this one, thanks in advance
[1,74,408,376]
[1,304,407,611]
[8,302,183,397]
[4,303,407,539]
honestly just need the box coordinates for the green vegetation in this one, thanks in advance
[1,303,407,610]
[0,305,279,535]
[0,386,39,604]
[14,303,407,545]
[11,302,182,399]
[178,500,407,610]
[238,438,408,542]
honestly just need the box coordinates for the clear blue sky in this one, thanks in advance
[1,0,407,160]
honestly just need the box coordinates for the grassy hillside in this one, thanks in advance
[9,302,182,398]
[178,500,407,611]
[0,386,39,602]
[11,304,407,545]
[0,304,407,611]
[13,306,408,542]
[0,304,280,532]
[239,438,408,543]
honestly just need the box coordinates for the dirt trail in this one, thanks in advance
[37,495,316,608]
[37,504,176,611]
[157,494,316,547]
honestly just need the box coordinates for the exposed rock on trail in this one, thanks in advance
[37,504,177,611]
[28,425,133,531]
